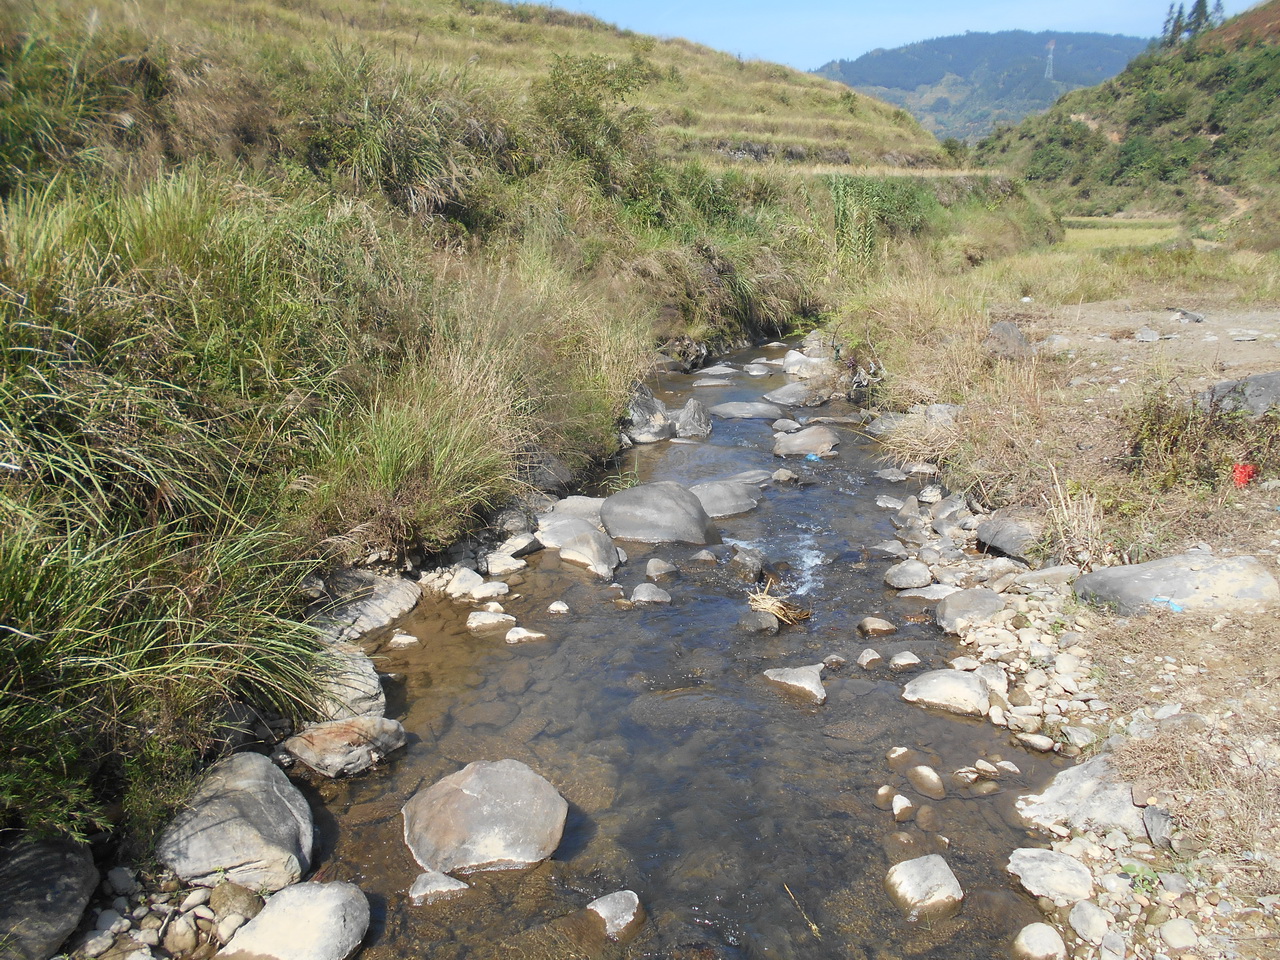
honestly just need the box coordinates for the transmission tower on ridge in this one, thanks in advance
[1044,39,1055,80]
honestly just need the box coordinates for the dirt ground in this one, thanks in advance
[984,295,1280,951]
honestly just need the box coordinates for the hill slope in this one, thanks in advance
[815,31,1148,142]
[976,1,1280,244]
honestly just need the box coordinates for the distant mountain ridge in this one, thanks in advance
[815,30,1150,142]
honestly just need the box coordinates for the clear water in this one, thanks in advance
[307,344,1061,959]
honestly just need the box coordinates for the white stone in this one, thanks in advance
[1160,918,1198,951]
[857,649,883,669]
[763,664,826,703]
[505,628,548,644]
[631,583,672,604]
[892,795,915,821]
[1012,922,1067,960]
[408,869,469,906]
[902,670,990,716]
[586,890,643,941]
[884,855,964,922]
[889,651,921,670]
[1007,848,1093,904]
[445,568,485,599]
[215,881,369,960]
[1069,899,1111,944]
[485,554,527,576]
[548,601,569,614]
[466,611,516,633]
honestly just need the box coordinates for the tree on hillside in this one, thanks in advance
[1189,0,1210,34]
[1211,0,1226,27]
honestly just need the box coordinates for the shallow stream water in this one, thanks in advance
[308,342,1065,959]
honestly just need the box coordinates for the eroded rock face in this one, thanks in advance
[402,759,568,874]
[600,482,717,545]
[157,753,313,891]
[310,569,422,646]
[1073,554,1280,615]
[0,838,97,960]
[315,642,386,722]
[624,383,674,444]
[216,881,369,960]
[284,717,407,778]
[674,398,713,439]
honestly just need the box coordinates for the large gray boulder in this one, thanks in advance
[1074,554,1280,615]
[977,508,1044,564]
[984,320,1036,359]
[216,881,368,960]
[689,480,761,518]
[1199,370,1280,417]
[1016,756,1146,839]
[0,838,97,960]
[310,569,421,646]
[935,587,1005,633]
[284,717,407,778]
[315,642,385,722]
[402,759,568,874]
[623,383,673,443]
[708,401,786,420]
[902,670,990,717]
[157,752,313,891]
[600,482,717,545]
[773,426,839,458]
[673,398,713,439]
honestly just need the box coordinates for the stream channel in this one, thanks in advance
[310,340,1066,959]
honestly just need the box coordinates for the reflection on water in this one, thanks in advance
[310,345,1061,959]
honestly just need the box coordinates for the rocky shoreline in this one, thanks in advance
[6,333,1279,960]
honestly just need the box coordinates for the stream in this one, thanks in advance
[308,341,1065,959]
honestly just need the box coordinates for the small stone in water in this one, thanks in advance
[889,651,921,670]
[858,617,897,636]
[505,627,548,644]
[857,648,883,669]
[547,601,569,614]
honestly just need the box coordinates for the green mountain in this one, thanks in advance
[815,30,1149,142]
[975,0,1280,245]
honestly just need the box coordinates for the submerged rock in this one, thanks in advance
[157,752,313,891]
[409,869,469,906]
[402,759,568,874]
[587,890,645,942]
[707,401,786,420]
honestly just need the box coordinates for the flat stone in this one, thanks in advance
[1198,370,1280,417]
[935,588,1005,633]
[444,567,484,599]
[708,401,786,420]
[782,350,842,380]
[157,753,312,892]
[1012,922,1067,960]
[884,855,964,922]
[739,610,780,634]
[1074,554,1280,615]
[402,759,568,874]
[484,553,527,577]
[505,627,548,644]
[858,617,897,636]
[558,525,621,579]
[408,870,469,906]
[215,881,368,960]
[315,642,385,721]
[898,584,960,600]
[902,670,990,716]
[600,482,717,545]
[646,559,678,580]
[0,838,97,960]
[976,509,1044,565]
[763,664,826,702]
[466,611,517,633]
[284,717,406,778]
[857,648,883,668]
[764,381,828,406]
[1160,917,1198,951]
[906,765,946,801]
[1007,848,1093,904]
[889,651,921,670]
[1017,756,1147,839]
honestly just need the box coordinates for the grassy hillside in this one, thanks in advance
[975,1,1280,246]
[0,0,1062,846]
[816,31,1148,143]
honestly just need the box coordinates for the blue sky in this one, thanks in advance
[545,1,1260,69]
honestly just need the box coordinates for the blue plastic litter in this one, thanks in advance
[1151,596,1185,613]
[805,453,822,461]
